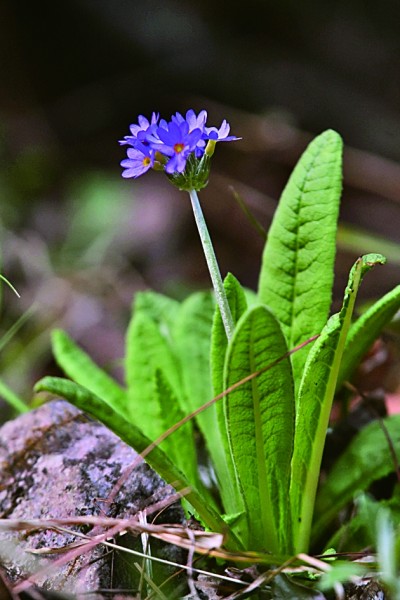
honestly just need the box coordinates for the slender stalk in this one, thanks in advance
[189,189,234,340]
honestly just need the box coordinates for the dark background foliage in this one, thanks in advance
[1,0,400,413]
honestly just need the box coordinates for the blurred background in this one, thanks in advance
[1,0,400,418]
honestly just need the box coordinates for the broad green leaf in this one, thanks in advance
[290,254,387,553]
[338,284,400,387]
[210,273,247,516]
[313,414,400,540]
[172,291,215,415]
[258,130,343,384]
[153,369,198,489]
[211,274,248,398]
[172,291,231,508]
[125,311,183,440]
[133,290,180,334]
[34,376,232,542]
[52,329,127,415]
[224,305,295,553]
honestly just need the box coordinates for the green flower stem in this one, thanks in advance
[189,189,234,340]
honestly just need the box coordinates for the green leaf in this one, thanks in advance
[125,310,183,440]
[52,329,127,415]
[172,291,215,416]
[34,376,234,544]
[211,274,248,398]
[323,492,400,552]
[290,254,386,553]
[224,305,295,552]
[313,414,400,540]
[327,493,382,551]
[152,369,198,488]
[377,506,399,594]
[133,290,180,333]
[210,273,247,517]
[172,291,231,508]
[258,130,343,384]
[126,291,219,509]
[338,284,400,387]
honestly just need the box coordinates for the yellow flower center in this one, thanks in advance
[173,143,184,154]
[142,157,151,166]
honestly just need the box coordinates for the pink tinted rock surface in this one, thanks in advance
[0,400,185,598]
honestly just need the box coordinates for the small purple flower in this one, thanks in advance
[149,120,203,174]
[172,109,207,132]
[172,110,207,158]
[204,120,240,142]
[119,109,240,186]
[119,112,159,147]
[120,143,154,178]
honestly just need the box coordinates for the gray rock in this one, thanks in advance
[0,400,186,598]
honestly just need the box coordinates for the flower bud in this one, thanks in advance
[167,153,211,192]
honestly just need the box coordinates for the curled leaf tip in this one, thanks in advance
[362,253,387,266]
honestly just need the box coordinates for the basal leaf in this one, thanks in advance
[172,290,215,416]
[224,305,295,553]
[258,130,343,384]
[210,273,247,517]
[133,290,180,333]
[290,254,386,553]
[125,311,183,440]
[153,369,198,488]
[172,291,233,510]
[34,376,231,540]
[52,329,127,415]
[313,415,400,542]
[211,273,248,398]
[338,284,400,387]
[127,291,221,510]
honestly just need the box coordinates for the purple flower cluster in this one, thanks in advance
[119,110,239,180]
